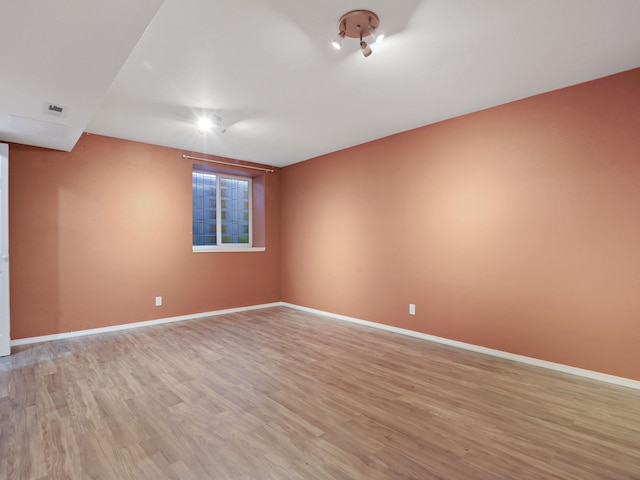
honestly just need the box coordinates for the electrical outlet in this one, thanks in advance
[409,303,416,315]
[155,296,162,307]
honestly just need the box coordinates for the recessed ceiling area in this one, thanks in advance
[2,0,640,167]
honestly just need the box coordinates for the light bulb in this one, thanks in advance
[332,31,345,50]
[371,28,385,44]
[360,40,372,57]
[197,117,213,132]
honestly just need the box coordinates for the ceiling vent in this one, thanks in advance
[43,103,67,117]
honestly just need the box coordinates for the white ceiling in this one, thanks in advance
[2,0,640,167]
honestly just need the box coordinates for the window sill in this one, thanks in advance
[192,246,266,253]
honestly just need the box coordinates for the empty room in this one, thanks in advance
[1,1,640,479]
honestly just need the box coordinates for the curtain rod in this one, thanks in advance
[182,154,275,173]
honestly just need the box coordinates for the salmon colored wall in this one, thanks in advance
[9,134,280,339]
[280,68,640,381]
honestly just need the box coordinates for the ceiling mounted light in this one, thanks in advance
[369,28,384,44]
[360,36,372,58]
[332,10,382,57]
[196,114,225,134]
[197,116,213,132]
[332,30,345,50]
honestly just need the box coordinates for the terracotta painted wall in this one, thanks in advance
[9,134,280,339]
[280,68,640,381]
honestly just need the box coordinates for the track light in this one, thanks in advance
[332,30,345,50]
[332,10,380,57]
[369,27,384,44]
[360,36,372,58]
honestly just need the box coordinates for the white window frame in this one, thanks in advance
[192,170,264,253]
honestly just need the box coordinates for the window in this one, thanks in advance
[192,167,253,250]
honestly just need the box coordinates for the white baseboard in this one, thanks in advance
[12,301,640,391]
[10,302,282,347]
[281,302,640,391]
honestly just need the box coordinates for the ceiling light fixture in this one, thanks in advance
[369,28,385,44]
[197,116,213,132]
[196,114,226,134]
[360,35,372,58]
[332,30,345,50]
[332,10,382,57]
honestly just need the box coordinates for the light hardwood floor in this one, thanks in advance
[1,306,639,479]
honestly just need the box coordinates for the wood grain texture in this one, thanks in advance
[1,306,639,479]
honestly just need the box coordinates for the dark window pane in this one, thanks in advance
[220,177,250,244]
[192,171,217,246]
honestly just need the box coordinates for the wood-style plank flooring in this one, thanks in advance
[1,306,639,479]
